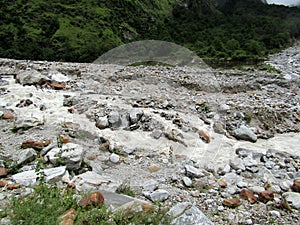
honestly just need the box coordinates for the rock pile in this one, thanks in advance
[0,48,299,224]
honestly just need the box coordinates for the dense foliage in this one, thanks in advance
[0,0,299,63]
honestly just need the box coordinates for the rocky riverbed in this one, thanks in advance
[0,44,299,224]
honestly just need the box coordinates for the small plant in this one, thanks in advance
[244,114,252,124]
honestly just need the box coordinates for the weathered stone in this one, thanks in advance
[46,143,83,170]
[259,190,274,203]
[0,179,8,187]
[229,157,245,171]
[148,164,160,172]
[11,166,66,186]
[21,139,51,150]
[239,189,257,203]
[249,186,265,194]
[182,176,192,187]
[282,192,300,209]
[13,117,43,131]
[185,165,205,178]
[59,208,77,225]
[108,111,121,128]
[142,179,158,192]
[171,204,214,225]
[49,70,70,83]
[0,168,8,178]
[218,179,227,188]
[291,178,300,192]
[222,173,243,186]
[199,129,210,143]
[95,117,109,129]
[17,148,37,165]
[150,129,163,139]
[232,125,257,142]
[16,69,49,85]
[109,153,120,163]
[222,198,241,208]
[1,113,14,119]
[78,192,104,207]
[129,108,143,124]
[148,189,170,202]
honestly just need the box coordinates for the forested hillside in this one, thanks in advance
[0,0,300,63]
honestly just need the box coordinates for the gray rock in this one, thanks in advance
[168,202,192,217]
[269,210,281,218]
[40,141,57,156]
[249,186,265,193]
[229,157,245,171]
[151,129,163,139]
[129,108,144,124]
[11,166,66,186]
[16,69,49,85]
[222,172,243,185]
[282,192,300,209]
[280,180,293,192]
[148,189,170,202]
[142,179,158,192]
[227,186,238,195]
[13,117,43,131]
[108,111,121,128]
[49,70,70,83]
[96,116,109,129]
[265,161,275,169]
[185,165,205,178]
[237,181,248,188]
[109,153,120,163]
[75,171,122,192]
[17,148,37,165]
[171,204,214,225]
[45,143,83,170]
[182,176,192,187]
[232,125,257,142]
[219,164,231,175]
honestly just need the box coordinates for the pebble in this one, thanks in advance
[109,153,120,163]
[182,176,192,187]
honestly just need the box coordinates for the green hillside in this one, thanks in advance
[0,0,299,63]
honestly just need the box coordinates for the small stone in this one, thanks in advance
[199,129,210,143]
[1,113,14,119]
[269,210,281,218]
[232,125,257,142]
[108,111,121,128]
[0,168,8,178]
[0,180,8,187]
[95,117,109,130]
[17,148,37,165]
[7,183,21,190]
[282,192,300,209]
[148,164,160,172]
[229,157,245,171]
[182,177,192,187]
[185,165,205,178]
[148,189,170,202]
[50,82,65,90]
[218,179,227,188]
[291,178,300,192]
[21,139,51,150]
[150,129,163,139]
[78,192,104,207]
[59,208,77,225]
[109,153,120,163]
[217,206,224,212]
[239,189,257,204]
[142,179,158,192]
[249,186,265,194]
[59,135,70,143]
[237,181,248,188]
[129,108,144,124]
[222,198,241,208]
[259,190,274,203]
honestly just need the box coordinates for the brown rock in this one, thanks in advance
[59,135,70,143]
[259,190,274,203]
[291,178,300,193]
[78,192,104,207]
[222,198,241,208]
[50,82,65,90]
[199,129,210,143]
[2,113,14,119]
[218,179,227,188]
[7,184,21,190]
[0,167,8,178]
[21,139,51,150]
[0,179,8,187]
[239,189,257,204]
[59,208,77,225]
[148,164,160,172]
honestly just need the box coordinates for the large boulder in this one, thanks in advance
[232,125,257,142]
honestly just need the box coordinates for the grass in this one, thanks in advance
[4,183,171,225]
